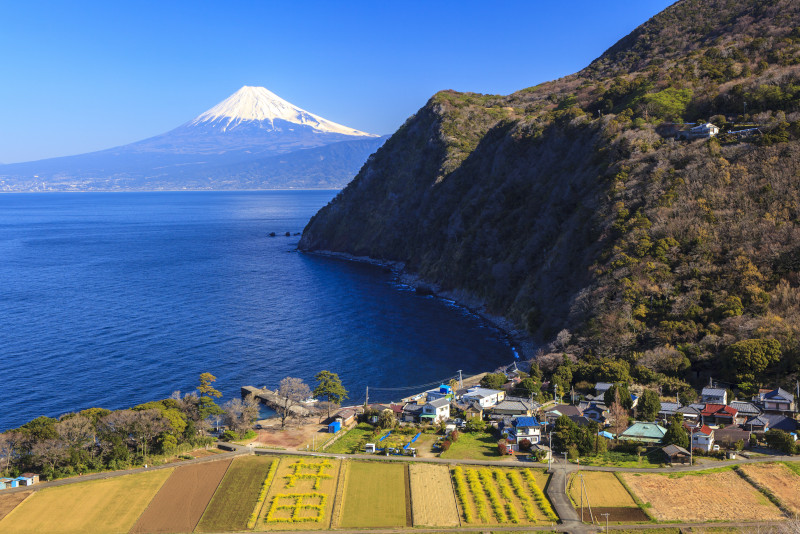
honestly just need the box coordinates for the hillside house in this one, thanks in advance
[663,444,691,464]
[425,384,454,402]
[744,415,770,433]
[618,422,667,444]
[762,414,798,434]
[543,404,583,425]
[580,402,609,424]
[335,408,357,426]
[754,388,796,413]
[595,382,613,396]
[677,404,703,422]
[402,403,424,423]
[461,387,505,408]
[0,478,18,489]
[490,397,537,418]
[421,398,450,423]
[701,404,737,426]
[677,122,720,139]
[658,401,681,421]
[730,400,761,420]
[714,426,751,448]
[701,387,727,405]
[455,400,483,420]
[689,424,715,452]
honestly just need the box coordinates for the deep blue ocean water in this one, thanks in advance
[0,191,512,431]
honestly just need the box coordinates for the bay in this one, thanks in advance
[0,191,512,431]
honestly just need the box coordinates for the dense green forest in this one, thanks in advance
[300,0,800,396]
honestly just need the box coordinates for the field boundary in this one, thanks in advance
[613,472,656,522]
[329,459,349,528]
[447,465,464,527]
[734,465,791,517]
[193,456,235,531]
[403,463,413,527]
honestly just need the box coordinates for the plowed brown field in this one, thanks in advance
[740,463,800,514]
[0,492,31,522]
[130,459,232,533]
[409,463,459,527]
[622,470,784,522]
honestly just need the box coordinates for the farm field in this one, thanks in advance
[622,470,785,522]
[451,466,558,526]
[568,471,648,523]
[739,463,800,515]
[409,463,459,527]
[338,461,408,528]
[196,455,274,532]
[130,459,231,534]
[0,469,171,534]
[439,431,503,460]
[0,491,31,522]
[255,457,341,530]
[324,423,376,454]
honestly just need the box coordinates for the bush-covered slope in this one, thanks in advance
[300,0,800,393]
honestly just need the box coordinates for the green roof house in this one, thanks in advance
[618,422,667,444]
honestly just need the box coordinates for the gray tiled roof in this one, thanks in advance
[730,401,761,415]
[702,387,726,397]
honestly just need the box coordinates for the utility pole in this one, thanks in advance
[690,427,695,465]
[365,386,369,407]
[601,513,609,532]
[458,370,463,390]
[563,452,567,493]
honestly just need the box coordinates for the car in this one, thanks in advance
[712,444,720,451]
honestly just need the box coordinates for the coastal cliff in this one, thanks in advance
[301,0,800,388]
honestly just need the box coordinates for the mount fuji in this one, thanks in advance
[0,86,386,191]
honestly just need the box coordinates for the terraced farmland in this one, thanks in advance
[338,461,408,528]
[568,471,649,523]
[739,463,800,515]
[0,491,31,523]
[451,466,558,526]
[0,469,171,534]
[196,455,274,532]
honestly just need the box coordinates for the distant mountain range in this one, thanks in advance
[0,86,386,191]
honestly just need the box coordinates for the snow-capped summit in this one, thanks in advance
[190,86,377,137]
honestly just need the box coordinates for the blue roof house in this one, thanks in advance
[507,416,542,449]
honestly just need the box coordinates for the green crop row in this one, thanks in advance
[466,468,490,522]
[523,470,558,521]
[507,471,538,522]
[478,468,507,522]
[247,459,279,529]
[266,493,327,523]
[452,466,473,523]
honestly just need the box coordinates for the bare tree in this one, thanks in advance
[609,389,629,441]
[222,395,260,435]
[32,438,67,474]
[130,409,168,460]
[0,432,23,474]
[56,415,94,451]
[276,377,311,429]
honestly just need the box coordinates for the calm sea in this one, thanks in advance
[0,191,512,431]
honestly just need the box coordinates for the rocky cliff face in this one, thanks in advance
[301,0,800,389]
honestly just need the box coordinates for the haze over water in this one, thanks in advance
[0,191,512,431]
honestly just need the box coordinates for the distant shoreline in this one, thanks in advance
[300,249,537,362]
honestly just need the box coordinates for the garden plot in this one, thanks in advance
[739,463,800,515]
[0,492,32,523]
[338,461,409,528]
[568,471,648,522]
[622,470,784,522]
[130,459,231,534]
[255,457,341,530]
[0,469,171,534]
[409,463,459,527]
[451,466,558,526]
[196,455,274,532]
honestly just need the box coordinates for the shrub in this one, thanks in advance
[507,471,537,521]
[519,438,532,451]
[450,429,460,442]
[441,440,451,451]
[248,459,279,529]
[466,469,490,522]
[478,468,506,522]
[452,467,473,523]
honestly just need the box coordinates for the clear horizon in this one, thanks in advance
[0,1,675,164]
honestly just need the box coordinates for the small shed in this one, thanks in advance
[328,421,341,433]
[365,443,376,453]
[17,473,39,486]
[662,444,691,464]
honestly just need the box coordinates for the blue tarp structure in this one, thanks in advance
[378,431,392,442]
[410,432,421,443]
[328,421,341,433]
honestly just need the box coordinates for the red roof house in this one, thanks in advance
[701,404,737,426]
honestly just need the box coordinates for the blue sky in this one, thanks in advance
[0,1,675,163]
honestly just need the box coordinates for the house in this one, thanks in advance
[507,416,543,449]
[662,444,691,464]
[530,443,552,460]
[328,421,341,433]
[701,387,727,405]
[421,398,450,423]
[744,415,770,433]
[543,404,583,425]
[677,122,720,139]
[700,404,737,426]
[754,388,796,413]
[762,414,798,434]
[335,408,357,426]
[595,382,613,396]
[730,400,761,423]
[0,478,18,489]
[569,415,595,428]
[689,424,715,452]
[677,404,703,422]
[461,387,505,408]
[581,402,609,424]
[489,397,537,418]
[454,400,484,421]
[658,401,681,422]
[425,384,454,402]
[714,426,751,448]
[618,422,667,444]
[402,403,424,423]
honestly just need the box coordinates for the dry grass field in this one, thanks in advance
[568,471,638,508]
[622,470,784,522]
[130,459,231,534]
[0,469,171,534]
[409,463,459,527]
[196,455,274,532]
[338,461,408,528]
[0,492,31,522]
[256,457,341,530]
[740,463,800,515]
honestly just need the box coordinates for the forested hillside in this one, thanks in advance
[300,0,800,395]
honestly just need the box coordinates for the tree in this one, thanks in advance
[464,416,486,433]
[222,395,260,435]
[726,338,781,383]
[56,415,93,452]
[312,370,349,420]
[609,390,630,441]
[604,383,633,410]
[480,373,507,390]
[765,429,795,454]
[638,389,661,422]
[0,432,23,474]
[197,372,224,421]
[513,377,540,399]
[276,377,311,429]
[552,415,579,453]
[377,409,396,429]
[662,415,689,448]
[32,438,67,476]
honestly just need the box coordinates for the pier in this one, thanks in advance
[241,386,312,417]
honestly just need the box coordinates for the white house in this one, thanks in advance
[506,416,542,448]
[691,424,715,452]
[462,387,505,408]
[755,388,796,413]
[678,123,720,139]
[701,387,727,405]
[421,398,450,423]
